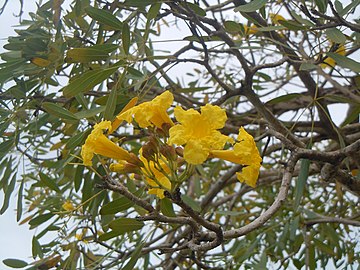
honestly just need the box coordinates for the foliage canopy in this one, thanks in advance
[0,0,360,269]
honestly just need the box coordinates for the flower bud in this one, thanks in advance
[175,147,184,157]
[110,162,141,174]
[160,144,177,161]
[128,152,144,167]
[142,137,159,161]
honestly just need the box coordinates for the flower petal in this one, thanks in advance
[200,104,227,130]
[236,164,260,188]
[183,140,209,165]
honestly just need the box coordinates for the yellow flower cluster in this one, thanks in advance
[81,91,262,198]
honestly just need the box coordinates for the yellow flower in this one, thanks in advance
[168,104,231,165]
[139,149,171,199]
[270,13,285,24]
[240,24,258,36]
[116,91,174,129]
[62,200,75,211]
[211,127,262,188]
[320,44,346,69]
[81,121,132,166]
[110,96,138,133]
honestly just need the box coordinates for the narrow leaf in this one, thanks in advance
[181,2,206,16]
[85,7,123,30]
[2,259,28,268]
[100,196,135,215]
[0,174,16,214]
[109,218,144,234]
[104,88,117,120]
[122,22,131,54]
[29,213,54,227]
[267,93,302,105]
[326,52,360,73]
[181,194,201,212]
[122,241,145,270]
[235,0,267,13]
[325,28,347,44]
[147,3,162,20]
[42,102,79,122]
[160,198,176,217]
[17,178,25,221]
[294,159,310,210]
[66,48,109,63]
[62,66,119,98]
[39,172,60,192]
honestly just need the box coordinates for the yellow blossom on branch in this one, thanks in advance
[139,149,171,199]
[81,121,133,166]
[320,44,346,69]
[116,90,174,129]
[62,200,75,211]
[168,104,231,165]
[211,127,262,187]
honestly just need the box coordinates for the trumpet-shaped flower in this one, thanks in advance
[211,127,262,187]
[116,91,174,129]
[81,121,132,166]
[320,44,346,69]
[140,149,171,199]
[168,104,231,165]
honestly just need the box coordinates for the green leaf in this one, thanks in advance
[42,102,79,123]
[123,0,157,7]
[104,88,118,120]
[85,6,123,30]
[0,138,14,156]
[2,259,28,268]
[122,23,131,54]
[17,178,25,221]
[65,48,110,63]
[100,196,135,215]
[234,0,267,12]
[39,172,60,192]
[98,230,123,241]
[160,198,176,217]
[0,173,16,214]
[62,66,119,98]
[216,210,241,216]
[326,52,360,73]
[181,2,206,16]
[32,236,43,259]
[278,20,307,31]
[147,3,162,20]
[313,238,336,256]
[91,44,119,54]
[294,158,310,211]
[74,106,105,119]
[74,165,84,192]
[325,28,347,44]
[29,213,54,227]
[65,130,89,150]
[314,0,328,13]
[267,93,302,105]
[181,194,201,212]
[122,241,145,270]
[299,63,317,71]
[256,25,286,32]
[223,20,242,33]
[339,0,360,16]
[341,105,360,126]
[109,218,144,234]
